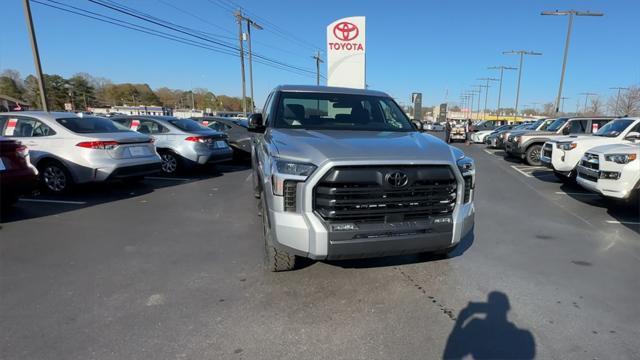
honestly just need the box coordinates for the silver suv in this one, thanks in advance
[113,116,232,174]
[0,112,161,193]
[249,85,475,271]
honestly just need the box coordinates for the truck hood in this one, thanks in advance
[519,130,559,137]
[586,143,640,155]
[548,134,621,148]
[269,129,457,165]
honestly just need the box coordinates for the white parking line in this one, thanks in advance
[606,220,640,225]
[554,192,600,196]
[19,198,87,205]
[144,176,191,181]
[510,165,533,178]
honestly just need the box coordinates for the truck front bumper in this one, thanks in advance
[264,160,475,261]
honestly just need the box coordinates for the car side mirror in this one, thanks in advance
[247,113,265,133]
[562,126,570,135]
[625,131,640,141]
[412,121,422,131]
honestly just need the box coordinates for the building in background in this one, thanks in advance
[90,105,172,116]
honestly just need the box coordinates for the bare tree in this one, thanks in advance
[585,96,604,116]
[608,86,640,116]
[542,102,555,116]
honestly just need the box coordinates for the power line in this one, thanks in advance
[33,0,318,79]
[86,0,319,76]
[216,0,323,52]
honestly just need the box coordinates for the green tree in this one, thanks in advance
[67,75,97,110]
[0,76,24,100]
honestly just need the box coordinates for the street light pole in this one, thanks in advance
[541,10,604,114]
[488,66,516,121]
[22,0,48,111]
[478,77,498,120]
[610,87,628,115]
[503,50,542,119]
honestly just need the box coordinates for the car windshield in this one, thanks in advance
[167,118,209,131]
[274,92,414,132]
[56,116,131,133]
[594,119,634,137]
[538,119,554,131]
[546,118,568,132]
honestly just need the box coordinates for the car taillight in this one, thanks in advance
[185,136,205,143]
[76,141,120,150]
[16,144,29,158]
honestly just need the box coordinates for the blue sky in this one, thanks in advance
[1,0,639,109]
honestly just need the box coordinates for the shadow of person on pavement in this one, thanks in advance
[442,291,536,360]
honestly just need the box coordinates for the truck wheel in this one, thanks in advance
[525,145,542,166]
[261,196,296,272]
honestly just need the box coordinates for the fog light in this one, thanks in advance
[331,223,359,231]
[599,171,620,180]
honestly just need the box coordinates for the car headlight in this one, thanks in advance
[604,153,637,164]
[457,156,475,175]
[271,159,317,196]
[557,142,577,151]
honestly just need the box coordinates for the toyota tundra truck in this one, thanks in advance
[248,85,475,271]
[505,117,613,166]
[540,118,640,181]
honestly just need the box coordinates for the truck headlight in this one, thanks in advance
[557,142,577,151]
[457,156,475,175]
[604,153,637,164]
[271,160,317,196]
[514,135,522,143]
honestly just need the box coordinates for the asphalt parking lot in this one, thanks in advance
[1,135,639,360]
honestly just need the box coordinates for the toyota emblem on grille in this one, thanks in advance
[386,171,409,188]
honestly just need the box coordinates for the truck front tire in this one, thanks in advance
[525,144,542,166]
[261,195,297,272]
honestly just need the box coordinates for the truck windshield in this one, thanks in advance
[594,119,634,137]
[546,118,568,132]
[274,92,414,132]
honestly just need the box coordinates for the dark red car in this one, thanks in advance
[0,136,38,207]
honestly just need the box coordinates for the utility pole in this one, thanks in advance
[478,77,498,120]
[579,92,597,114]
[471,86,483,121]
[502,50,542,119]
[541,10,604,114]
[488,66,516,121]
[560,97,570,113]
[312,51,324,85]
[610,87,628,115]
[22,0,48,111]
[234,10,247,116]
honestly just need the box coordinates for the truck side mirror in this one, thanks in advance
[625,131,640,141]
[412,121,422,131]
[247,113,265,133]
[562,126,570,135]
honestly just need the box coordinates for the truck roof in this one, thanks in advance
[274,85,390,97]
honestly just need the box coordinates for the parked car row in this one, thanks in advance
[480,115,640,202]
[0,112,233,204]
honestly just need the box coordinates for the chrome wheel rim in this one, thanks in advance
[43,165,67,192]
[161,154,177,173]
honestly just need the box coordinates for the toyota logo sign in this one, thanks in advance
[333,21,359,41]
[386,171,409,188]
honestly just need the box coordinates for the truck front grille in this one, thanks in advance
[581,153,600,170]
[314,165,458,223]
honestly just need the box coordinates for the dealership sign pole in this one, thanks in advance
[327,16,366,89]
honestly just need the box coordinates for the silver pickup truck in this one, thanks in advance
[248,85,475,271]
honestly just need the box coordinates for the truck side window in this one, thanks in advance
[262,93,274,126]
[569,120,587,134]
